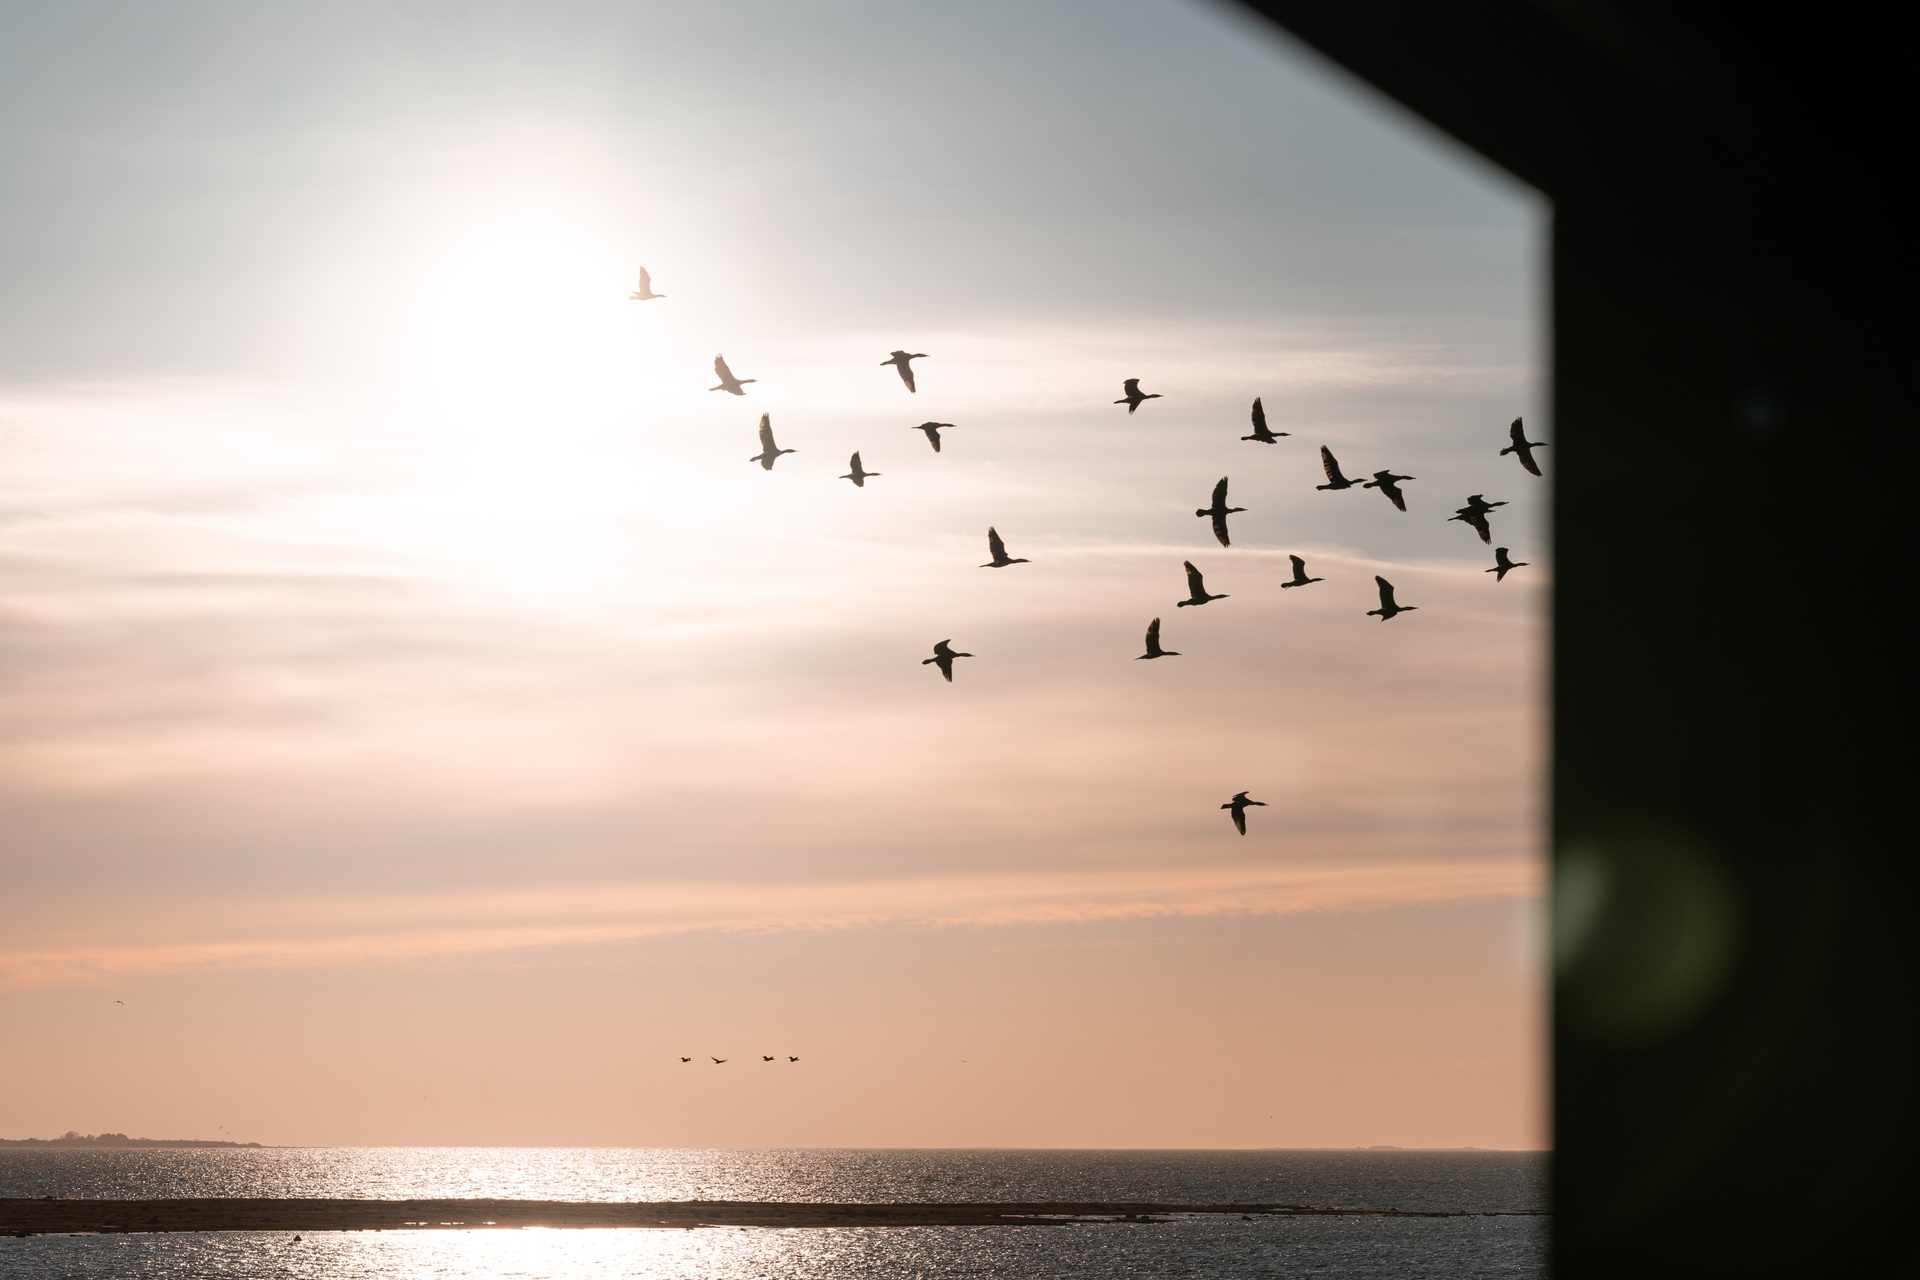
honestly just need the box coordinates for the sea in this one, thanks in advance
[0,1147,1546,1278]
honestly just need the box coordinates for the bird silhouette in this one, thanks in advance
[1242,397,1288,443]
[923,639,973,682]
[1177,560,1227,607]
[1196,477,1245,547]
[1363,470,1415,511]
[113,999,124,1005]
[762,1056,776,1062]
[1487,547,1529,581]
[1502,417,1547,476]
[1221,791,1267,835]
[980,527,1028,568]
[788,1056,800,1063]
[680,1057,691,1063]
[1115,378,1161,413]
[712,1057,727,1064]
[710,354,756,395]
[1368,576,1417,620]
[882,350,927,392]
[1280,554,1322,588]
[1136,616,1180,660]
[840,451,879,486]
[913,421,954,453]
[1317,446,1362,490]
[750,414,794,470]
[629,266,665,301]
[1448,494,1507,543]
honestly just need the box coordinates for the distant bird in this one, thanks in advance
[923,639,973,682]
[1368,576,1417,620]
[913,421,955,453]
[1221,791,1267,835]
[628,266,665,301]
[1242,397,1288,443]
[1196,477,1245,547]
[1317,446,1362,490]
[882,350,927,392]
[1115,378,1161,413]
[1136,616,1180,660]
[750,414,794,470]
[680,1057,691,1063]
[711,1057,727,1064]
[1363,470,1415,511]
[290,1235,302,1244]
[762,1056,776,1062]
[1501,417,1547,476]
[1449,494,1508,543]
[788,1056,800,1063]
[1280,555,1322,589]
[840,451,879,486]
[113,999,124,1005]
[980,527,1028,568]
[1176,560,1227,607]
[1487,547,1529,581]
[710,354,756,395]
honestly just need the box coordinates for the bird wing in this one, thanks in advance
[1232,808,1247,835]
[1320,447,1343,483]
[1509,418,1526,446]
[1375,577,1397,607]
[1385,482,1407,512]
[987,527,1006,560]
[898,364,917,392]
[1289,555,1305,576]
[848,451,862,471]
[1184,561,1205,594]
[1123,378,1140,395]
[1211,477,1230,507]
[1145,617,1161,649]
[1517,445,1542,476]
[758,416,775,450]
[637,266,652,291]
[1210,512,1231,547]
[715,355,734,381]
[1250,398,1266,434]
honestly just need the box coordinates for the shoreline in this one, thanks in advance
[0,1199,1545,1236]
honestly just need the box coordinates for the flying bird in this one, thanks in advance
[1177,560,1228,607]
[980,527,1028,568]
[1136,616,1180,660]
[1502,417,1548,476]
[1196,477,1246,547]
[1317,446,1362,490]
[840,451,879,486]
[1363,470,1415,511]
[680,1057,691,1063]
[710,354,756,395]
[1221,791,1267,835]
[628,266,665,301]
[913,421,955,452]
[762,1056,776,1062]
[1368,576,1417,620]
[923,639,973,682]
[113,999,124,1005]
[750,414,795,470]
[788,1056,800,1063]
[712,1057,727,1064]
[1242,397,1288,443]
[1114,378,1161,413]
[1449,494,1508,543]
[882,350,928,392]
[1487,547,1529,581]
[1280,555,1322,588]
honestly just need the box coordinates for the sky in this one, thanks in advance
[0,0,1547,1149]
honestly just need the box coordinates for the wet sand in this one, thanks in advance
[0,1198,1526,1235]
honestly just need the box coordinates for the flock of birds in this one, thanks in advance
[679,1055,801,1065]
[631,265,1544,838]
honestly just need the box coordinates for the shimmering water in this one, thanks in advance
[0,1148,1546,1278]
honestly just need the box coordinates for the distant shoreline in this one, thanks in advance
[0,1134,262,1150]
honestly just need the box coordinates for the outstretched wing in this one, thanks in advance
[1517,444,1542,476]
[1211,477,1230,507]
[1210,512,1231,547]
[1145,617,1162,650]
[758,414,776,451]
[1386,482,1407,512]
[637,266,653,292]
[987,527,1006,560]
[715,354,735,381]
[898,362,917,392]
[1250,397,1267,436]
[1289,554,1306,576]
[1231,807,1247,835]
[1320,446,1343,484]
[1123,378,1140,395]
[848,451,862,472]
[1509,418,1526,446]
[1375,576,1397,608]
[1184,561,1206,595]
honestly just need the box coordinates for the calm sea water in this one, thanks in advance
[0,1148,1546,1278]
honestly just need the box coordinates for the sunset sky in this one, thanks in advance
[0,0,1546,1149]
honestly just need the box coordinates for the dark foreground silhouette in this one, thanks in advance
[1196,476,1245,547]
[1222,791,1267,834]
